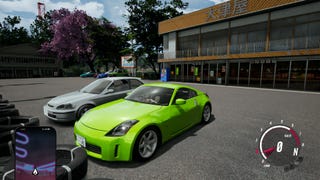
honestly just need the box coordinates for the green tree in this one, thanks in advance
[88,17,130,69]
[0,16,30,46]
[125,0,188,75]
[30,11,54,47]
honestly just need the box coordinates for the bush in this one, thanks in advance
[63,66,89,77]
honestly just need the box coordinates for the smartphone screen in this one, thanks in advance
[15,127,56,180]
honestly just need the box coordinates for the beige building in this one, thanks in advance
[158,0,320,91]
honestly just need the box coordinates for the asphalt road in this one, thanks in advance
[1,77,319,180]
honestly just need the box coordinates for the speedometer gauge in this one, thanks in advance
[256,120,304,170]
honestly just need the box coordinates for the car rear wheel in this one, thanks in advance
[134,127,159,161]
[202,104,211,123]
[76,105,94,120]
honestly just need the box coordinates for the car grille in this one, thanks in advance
[48,113,56,118]
[48,103,54,108]
[85,142,101,154]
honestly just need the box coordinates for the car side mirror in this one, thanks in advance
[175,98,186,105]
[106,89,114,94]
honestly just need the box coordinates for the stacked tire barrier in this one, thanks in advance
[0,94,88,180]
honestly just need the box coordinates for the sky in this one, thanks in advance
[0,0,228,30]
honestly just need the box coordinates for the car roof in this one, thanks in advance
[103,77,142,81]
[143,82,195,90]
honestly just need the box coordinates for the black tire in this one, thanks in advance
[56,144,88,180]
[0,116,39,133]
[202,103,212,123]
[0,99,8,104]
[76,104,94,119]
[133,127,160,161]
[0,109,19,118]
[0,104,15,110]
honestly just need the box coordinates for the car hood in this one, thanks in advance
[48,91,96,106]
[80,100,162,131]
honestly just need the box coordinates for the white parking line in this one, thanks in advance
[167,81,320,95]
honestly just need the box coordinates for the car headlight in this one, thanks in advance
[56,103,74,110]
[106,120,138,136]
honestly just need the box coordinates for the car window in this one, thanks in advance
[174,88,197,101]
[130,79,143,89]
[109,80,130,92]
[80,79,111,94]
[125,86,174,106]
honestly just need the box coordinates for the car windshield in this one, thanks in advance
[80,79,111,94]
[125,86,174,106]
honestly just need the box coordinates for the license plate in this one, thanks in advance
[76,134,86,147]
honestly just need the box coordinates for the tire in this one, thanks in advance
[56,144,88,180]
[133,127,160,161]
[76,104,94,120]
[0,109,19,118]
[0,116,39,133]
[0,99,8,104]
[202,103,211,123]
[0,104,15,110]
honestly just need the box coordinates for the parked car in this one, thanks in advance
[74,83,212,161]
[80,72,97,78]
[96,70,113,79]
[43,77,144,122]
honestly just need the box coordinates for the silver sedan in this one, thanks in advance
[43,77,143,122]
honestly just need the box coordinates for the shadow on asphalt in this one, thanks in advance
[10,96,56,103]
[88,114,216,168]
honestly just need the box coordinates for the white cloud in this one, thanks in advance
[210,0,228,4]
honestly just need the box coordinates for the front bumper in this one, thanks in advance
[43,105,77,122]
[74,121,134,161]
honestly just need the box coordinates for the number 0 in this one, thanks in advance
[277,141,283,152]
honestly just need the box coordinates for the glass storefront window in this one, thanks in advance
[229,62,239,85]
[169,64,175,81]
[289,61,306,90]
[217,63,226,85]
[275,61,290,89]
[239,62,249,86]
[250,61,262,87]
[261,61,275,88]
[209,63,217,84]
[203,63,209,84]
[175,64,182,81]
[306,60,320,91]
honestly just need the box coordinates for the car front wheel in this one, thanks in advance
[134,127,159,161]
[202,104,211,123]
[76,105,94,120]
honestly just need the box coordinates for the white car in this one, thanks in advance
[43,77,143,122]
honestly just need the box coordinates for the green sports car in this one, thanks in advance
[74,83,212,161]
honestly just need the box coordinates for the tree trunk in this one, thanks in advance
[86,60,95,72]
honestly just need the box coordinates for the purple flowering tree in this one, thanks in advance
[40,8,96,72]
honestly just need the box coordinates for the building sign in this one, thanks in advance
[206,0,248,21]
[159,0,300,35]
[121,55,135,68]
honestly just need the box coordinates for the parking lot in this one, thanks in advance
[1,77,319,180]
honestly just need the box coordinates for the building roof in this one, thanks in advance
[0,43,41,56]
[158,0,308,34]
